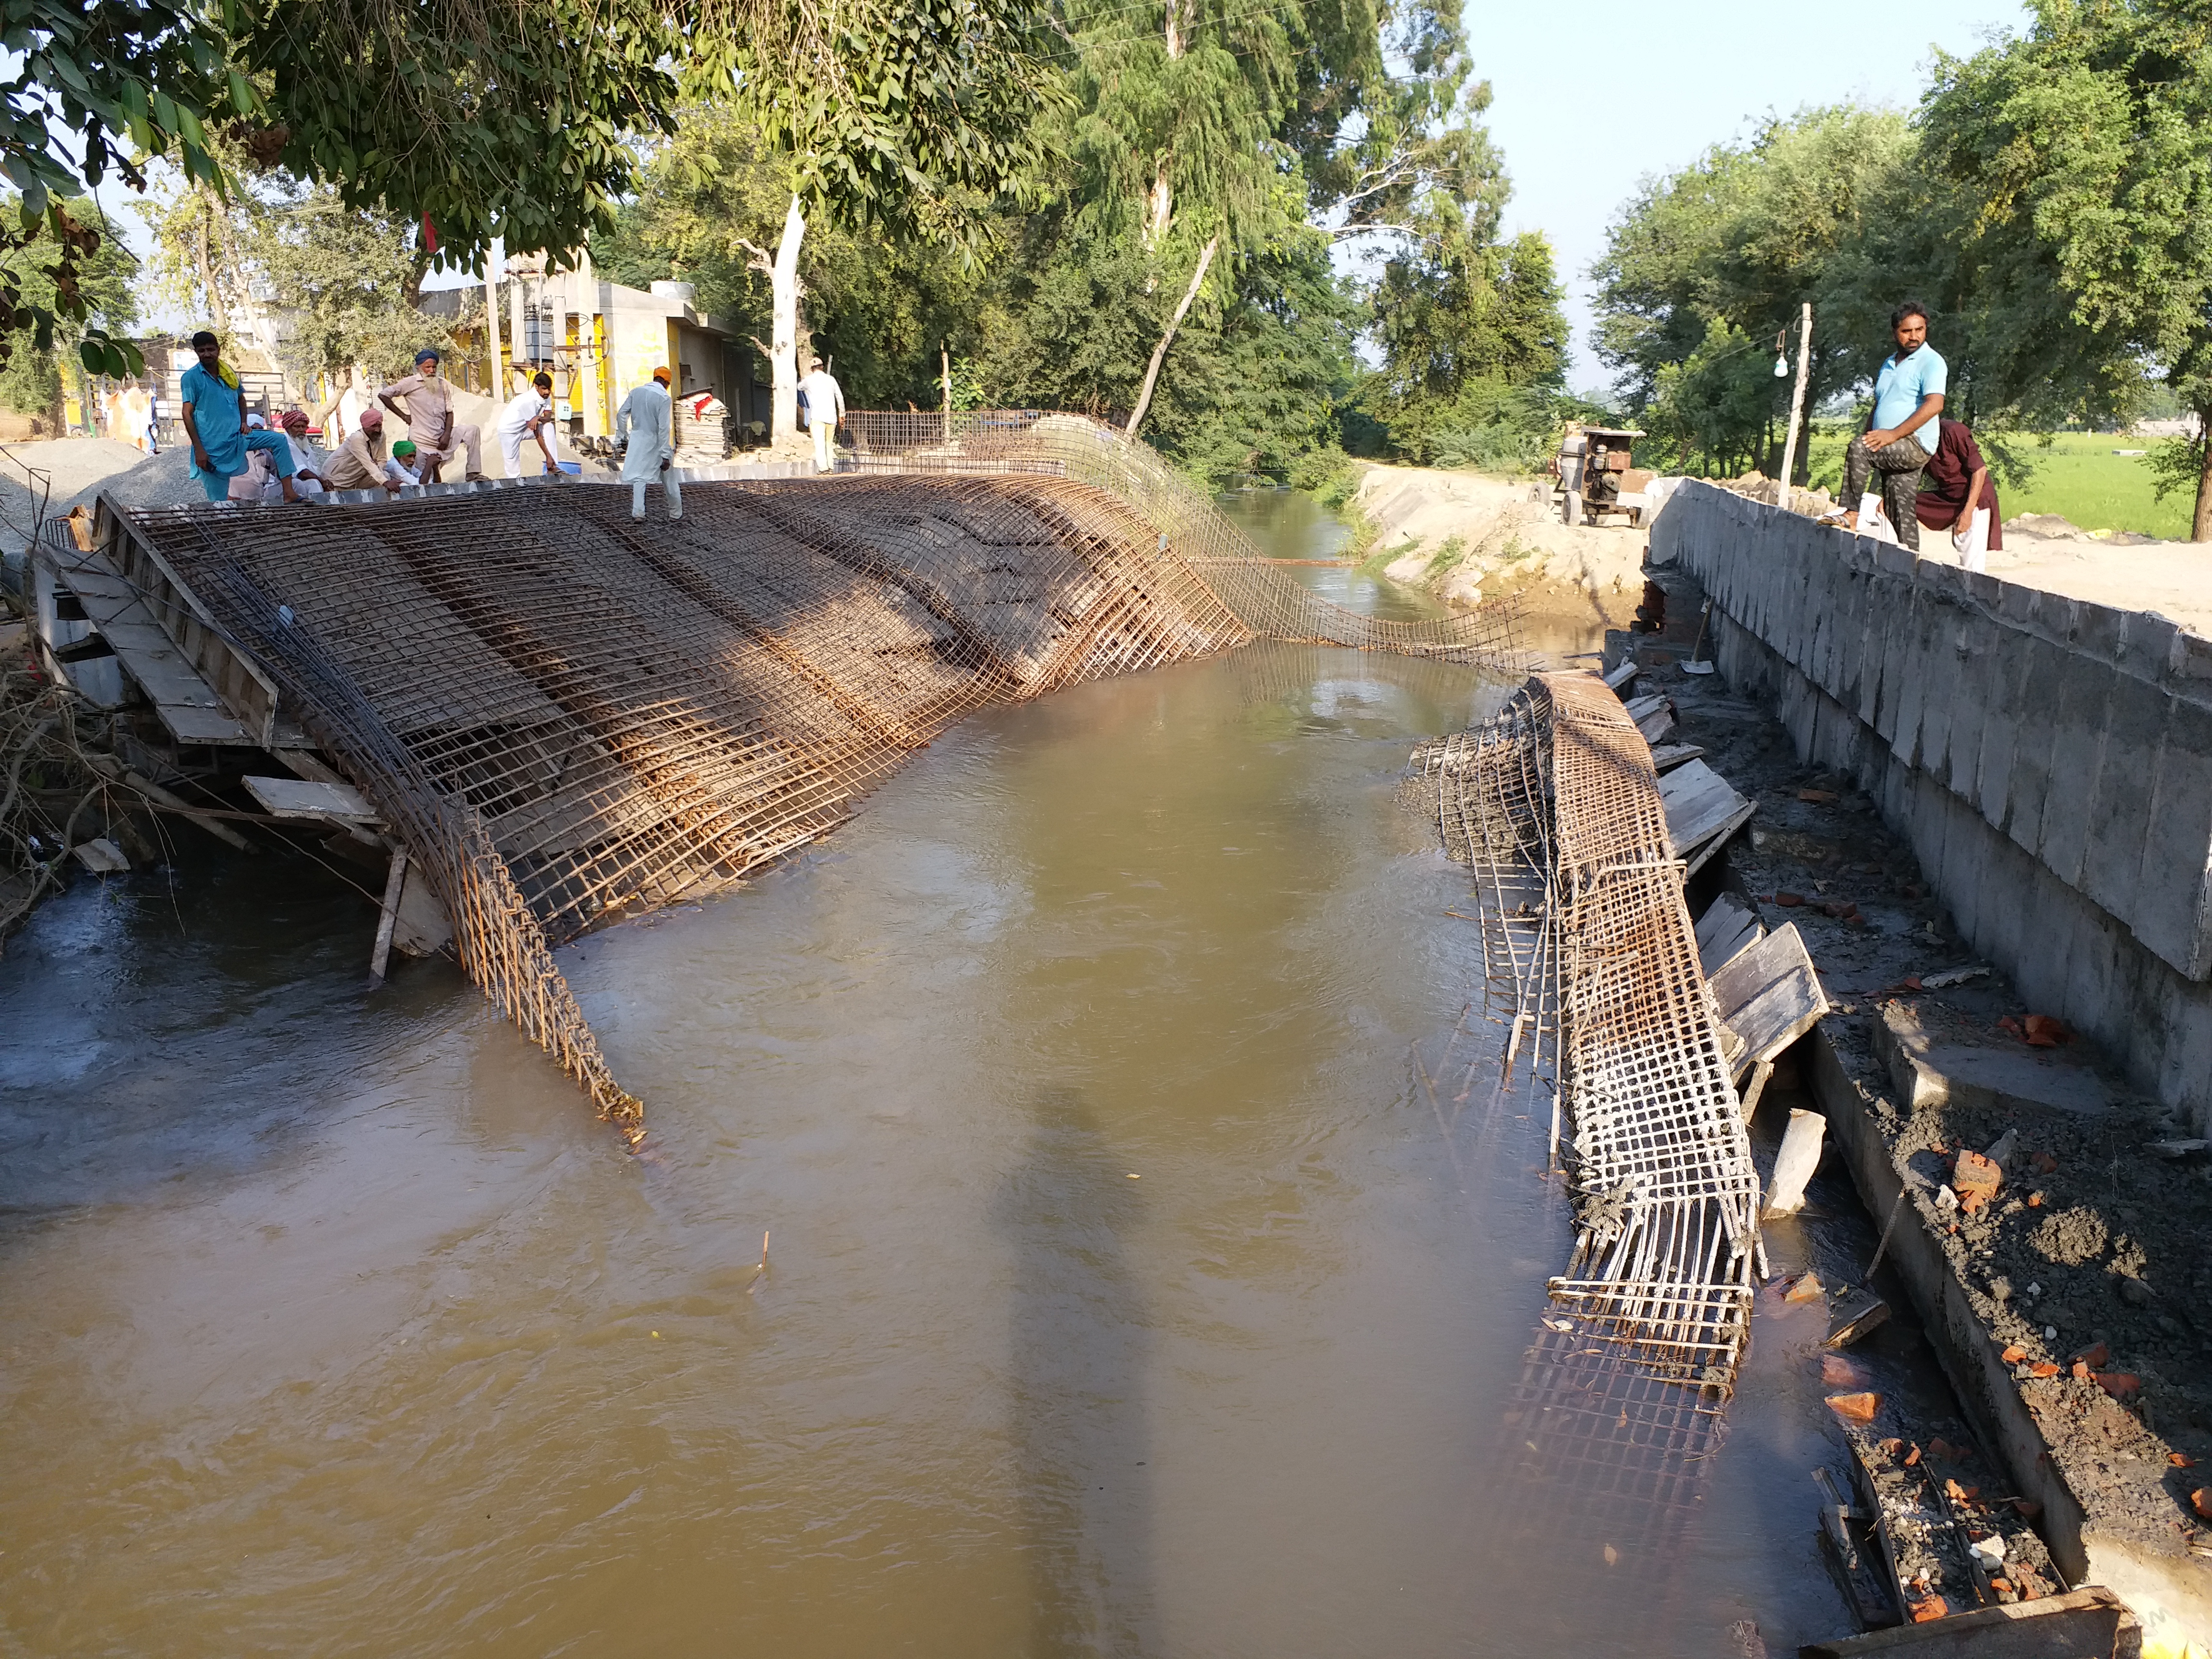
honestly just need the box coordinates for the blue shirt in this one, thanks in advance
[1873,345,1947,444]
[179,361,245,478]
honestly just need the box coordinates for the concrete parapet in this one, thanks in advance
[1654,481,2212,1128]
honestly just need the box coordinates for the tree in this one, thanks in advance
[1592,107,1915,479]
[0,192,138,424]
[0,0,240,376]
[1920,0,2212,538]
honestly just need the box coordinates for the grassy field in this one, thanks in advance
[1802,428,2192,539]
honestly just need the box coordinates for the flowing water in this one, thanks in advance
[1,490,1860,1655]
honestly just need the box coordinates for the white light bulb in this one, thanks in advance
[1774,355,1791,379]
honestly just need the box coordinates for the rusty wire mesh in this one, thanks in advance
[847,410,1529,664]
[127,457,1522,1142]
[1419,670,1760,1567]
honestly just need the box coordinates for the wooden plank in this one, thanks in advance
[1661,759,1752,855]
[1696,892,1765,976]
[1623,691,1670,722]
[1683,798,1758,877]
[1650,742,1706,772]
[243,775,382,822]
[1603,659,1638,692]
[1712,921,1829,1066]
[1636,705,1677,745]
[1798,1586,2124,1658]
[157,705,255,745]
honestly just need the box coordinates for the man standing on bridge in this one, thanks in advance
[617,365,681,521]
[1833,302,1946,552]
[797,353,845,474]
[180,330,302,504]
[379,348,485,483]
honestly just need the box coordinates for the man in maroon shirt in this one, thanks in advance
[1915,417,2004,552]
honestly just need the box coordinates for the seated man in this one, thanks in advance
[385,439,425,488]
[180,329,301,504]
[322,407,405,494]
[378,347,484,482]
[1915,417,2004,556]
[270,409,335,498]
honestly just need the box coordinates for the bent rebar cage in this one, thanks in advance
[129,424,1526,1141]
[1419,672,1760,1569]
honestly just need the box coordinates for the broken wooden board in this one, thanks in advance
[1710,920,1829,1069]
[1660,758,1757,873]
[1814,1464,1904,1632]
[1650,742,1706,772]
[1697,891,1767,978]
[243,775,382,824]
[36,534,259,743]
[1603,658,1638,692]
[1623,691,1674,746]
[1797,1586,2125,1658]
[392,862,453,957]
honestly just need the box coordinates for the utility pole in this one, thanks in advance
[1777,301,1813,510]
[484,237,503,399]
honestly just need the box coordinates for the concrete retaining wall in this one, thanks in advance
[1653,481,2212,1130]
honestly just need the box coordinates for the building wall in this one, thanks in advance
[1652,480,2212,1130]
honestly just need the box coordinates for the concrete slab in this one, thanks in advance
[2036,649,2118,888]
[2078,671,2171,935]
[1875,1002,2114,1118]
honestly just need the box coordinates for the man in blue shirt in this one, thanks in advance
[179,330,301,504]
[1836,301,1946,551]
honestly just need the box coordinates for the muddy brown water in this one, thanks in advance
[4,490,1878,1654]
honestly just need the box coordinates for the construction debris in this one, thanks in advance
[81,413,1524,1142]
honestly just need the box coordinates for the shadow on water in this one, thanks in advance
[996,1085,1157,1657]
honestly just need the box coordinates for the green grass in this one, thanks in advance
[1803,428,2190,539]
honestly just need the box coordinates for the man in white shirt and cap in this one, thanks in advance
[617,365,681,520]
[797,354,844,474]
[498,371,564,478]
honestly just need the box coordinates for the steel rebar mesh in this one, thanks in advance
[126,458,1521,1141]
[845,410,1529,666]
[1419,671,1760,1572]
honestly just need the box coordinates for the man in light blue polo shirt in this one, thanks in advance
[1837,301,1946,551]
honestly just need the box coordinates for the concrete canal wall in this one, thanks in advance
[1652,481,2212,1132]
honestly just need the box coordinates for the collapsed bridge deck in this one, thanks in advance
[100,418,1524,1138]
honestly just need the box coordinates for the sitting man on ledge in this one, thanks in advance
[1833,301,1947,551]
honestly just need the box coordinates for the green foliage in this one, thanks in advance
[0,0,244,373]
[1921,0,2212,532]
[1593,105,1916,475]
[0,192,137,416]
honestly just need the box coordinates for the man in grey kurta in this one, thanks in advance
[616,366,681,521]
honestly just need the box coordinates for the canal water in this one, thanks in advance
[0,490,1856,1655]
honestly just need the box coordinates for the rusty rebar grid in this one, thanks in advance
[127,455,1527,1142]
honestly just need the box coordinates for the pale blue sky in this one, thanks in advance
[1469,0,2033,389]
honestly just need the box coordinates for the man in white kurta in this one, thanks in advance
[616,366,681,520]
[797,358,844,473]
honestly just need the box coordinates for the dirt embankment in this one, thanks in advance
[1349,464,1645,639]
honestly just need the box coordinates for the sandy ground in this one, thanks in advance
[1979,515,2212,637]
[1353,465,1649,622]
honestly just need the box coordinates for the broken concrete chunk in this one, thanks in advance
[70,836,130,874]
[1983,1127,2019,1170]
[1765,1108,1827,1217]
[1786,1271,1827,1304]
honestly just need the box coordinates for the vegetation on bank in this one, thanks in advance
[1591,0,2212,538]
